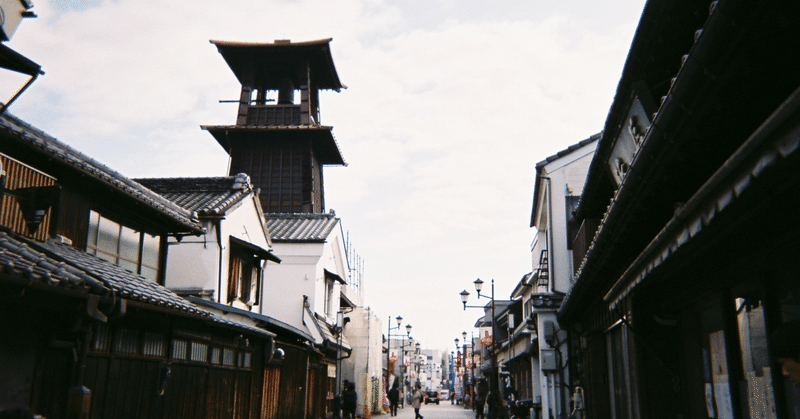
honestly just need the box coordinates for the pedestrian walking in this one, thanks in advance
[388,380,400,416]
[342,382,357,419]
[411,383,424,419]
[474,379,487,419]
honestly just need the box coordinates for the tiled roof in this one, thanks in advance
[0,231,283,339]
[313,312,352,352]
[208,313,277,339]
[187,297,313,342]
[136,173,254,216]
[535,133,601,169]
[0,231,109,295]
[34,238,209,316]
[0,112,204,234]
[264,212,339,242]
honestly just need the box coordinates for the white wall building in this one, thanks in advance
[511,135,598,419]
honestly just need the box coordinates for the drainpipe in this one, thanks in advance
[216,219,223,304]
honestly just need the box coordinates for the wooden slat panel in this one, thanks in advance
[0,154,56,240]
[29,347,72,419]
[262,366,281,419]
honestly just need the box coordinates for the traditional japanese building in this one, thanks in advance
[560,0,800,418]
[202,38,375,419]
[202,38,346,215]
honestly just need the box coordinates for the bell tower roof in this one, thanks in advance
[210,38,346,92]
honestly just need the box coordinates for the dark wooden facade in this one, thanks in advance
[228,137,325,214]
[203,39,346,216]
[559,0,800,418]
[0,114,289,419]
[1,282,281,419]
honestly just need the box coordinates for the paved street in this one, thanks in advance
[379,403,477,419]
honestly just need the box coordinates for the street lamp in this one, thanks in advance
[459,278,500,419]
[387,316,411,408]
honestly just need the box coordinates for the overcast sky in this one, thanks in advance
[3,0,646,352]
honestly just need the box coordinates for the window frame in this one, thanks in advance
[86,210,162,283]
[227,237,264,306]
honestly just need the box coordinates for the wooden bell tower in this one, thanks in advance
[203,39,346,214]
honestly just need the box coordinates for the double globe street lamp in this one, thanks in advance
[460,278,501,419]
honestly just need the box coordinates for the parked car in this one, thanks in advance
[439,389,450,401]
[424,391,440,405]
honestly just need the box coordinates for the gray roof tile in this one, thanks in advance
[136,173,253,215]
[0,112,204,234]
[265,212,339,242]
[34,238,209,316]
[0,231,109,295]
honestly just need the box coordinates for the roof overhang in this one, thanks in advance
[229,235,281,263]
[187,296,313,342]
[210,38,345,91]
[201,125,346,166]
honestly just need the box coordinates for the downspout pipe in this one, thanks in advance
[216,219,223,304]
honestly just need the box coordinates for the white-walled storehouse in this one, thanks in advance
[137,174,280,313]
[263,211,363,334]
[509,135,598,419]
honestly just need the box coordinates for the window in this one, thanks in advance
[227,238,263,305]
[325,276,334,317]
[733,297,777,418]
[86,211,161,282]
[606,321,639,419]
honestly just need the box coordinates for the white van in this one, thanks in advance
[439,389,450,401]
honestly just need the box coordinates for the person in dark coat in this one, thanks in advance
[342,382,358,419]
[388,380,400,416]
[474,379,488,419]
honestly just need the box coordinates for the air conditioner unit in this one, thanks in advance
[1,0,34,41]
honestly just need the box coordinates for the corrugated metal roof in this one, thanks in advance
[265,212,339,242]
[0,112,204,234]
[136,173,254,216]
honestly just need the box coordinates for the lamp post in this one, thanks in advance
[455,337,462,404]
[462,330,472,410]
[460,278,500,419]
[387,316,411,409]
[414,342,422,387]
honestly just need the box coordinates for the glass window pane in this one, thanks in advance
[190,342,208,362]
[140,266,158,282]
[118,226,140,272]
[96,216,120,262]
[142,232,160,270]
[223,348,235,366]
[172,339,188,360]
[142,332,166,357]
[114,328,139,355]
[86,211,100,254]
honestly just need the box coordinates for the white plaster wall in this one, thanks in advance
[534,142,596,294]
[261,241,322,330]
[164,195,272,307]
[313,222,350,322]
[164,227,219,293]
[221,198,274,312]
[342,307,384,416]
